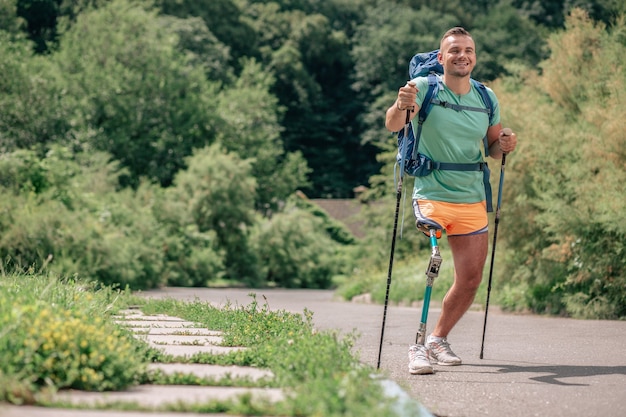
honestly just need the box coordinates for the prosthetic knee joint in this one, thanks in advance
[425,228,442,286]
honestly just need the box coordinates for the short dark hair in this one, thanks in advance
[440,27,472,46]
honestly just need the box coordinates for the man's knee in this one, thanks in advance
[455,272,483,292]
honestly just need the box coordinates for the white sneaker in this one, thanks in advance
[408,344,434,375]
[427,337,462,366]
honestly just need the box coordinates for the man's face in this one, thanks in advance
[438,35,476,78]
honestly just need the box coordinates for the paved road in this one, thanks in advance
[143,287,626,417]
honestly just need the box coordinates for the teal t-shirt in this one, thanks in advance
[410,76,500,203]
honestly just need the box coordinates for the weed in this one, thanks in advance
[139,294,403,416]
[0,273,148,402]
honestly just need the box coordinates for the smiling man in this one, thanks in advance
[385,27,518,375]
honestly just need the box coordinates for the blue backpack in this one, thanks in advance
[396,49,495,212]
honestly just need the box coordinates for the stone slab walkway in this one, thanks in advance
[1,309,283,417]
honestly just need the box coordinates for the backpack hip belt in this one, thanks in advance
[426,161,487,172]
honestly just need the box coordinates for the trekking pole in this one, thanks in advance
[377,109,411,369]
[479,129,510,359]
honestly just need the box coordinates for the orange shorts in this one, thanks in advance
[413,200,488,237]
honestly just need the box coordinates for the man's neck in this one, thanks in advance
[443,74,471,95]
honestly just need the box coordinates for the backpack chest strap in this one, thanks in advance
[431,99,490,114]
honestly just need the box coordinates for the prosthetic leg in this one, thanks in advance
[408,219,443,375]
[415,220,443,345]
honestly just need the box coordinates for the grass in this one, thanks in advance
[135,295,421,415]
[335,237,509,309]
[0,272,425,416]
[0,274,148,402]
[336,243,456,305]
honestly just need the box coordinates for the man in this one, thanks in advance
[385,27,518,375]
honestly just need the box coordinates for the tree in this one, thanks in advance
[0,32,71,152]
[215,58,310,212]
[0,0,25,35]
[511,0,626,29]
[236,0,377,197]
[53,0,222,187]
[159,14,234,85]
[471,2,548,82]
[156,0,258,69]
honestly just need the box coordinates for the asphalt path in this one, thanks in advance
[142,288,626,417]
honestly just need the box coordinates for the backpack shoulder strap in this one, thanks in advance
[470,79,495,158]
[417,74,440,125]
[470,79,494,124]
[470,79,495,212]
[410,74,440,160]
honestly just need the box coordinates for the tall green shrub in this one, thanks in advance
[168,144,261,284]
[153,184,226,287]
[0,147,168,289]
[250,204,341,288]
[495,9,626,318]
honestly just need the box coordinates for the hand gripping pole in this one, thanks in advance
[416,228,442,345]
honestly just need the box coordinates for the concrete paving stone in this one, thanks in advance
[148,363,274,381]
[51,385,285,407]
[116,320,199,328]
[149,344,246,357]
[138,334,223,345]
[0,405,235,417]
[113,314,187,322]
[117,309,146,315]
[127,327,222,336]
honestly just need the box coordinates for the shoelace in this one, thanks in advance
[430,339,453,354]
[409,345,429,360]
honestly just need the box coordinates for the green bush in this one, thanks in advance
[0,274,148,403]
[250,204,341,288]
[0,187,168,290]
[0,194,64,270]
[493,10,626,318]
[0,149,50,194]
[0,148,169,289]
[153,187,226,287]
[168,144,261,285]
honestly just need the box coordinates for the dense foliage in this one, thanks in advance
[495,10,626,318]
[1,0,625,318]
